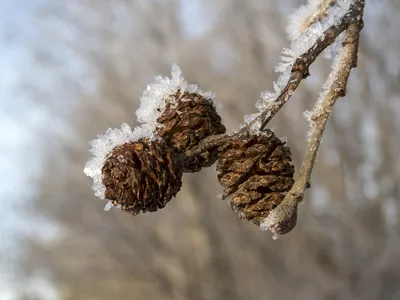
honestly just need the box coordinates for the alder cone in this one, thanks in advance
[102,139,182,215]
[157,90,226,172]
[216,131,295,226]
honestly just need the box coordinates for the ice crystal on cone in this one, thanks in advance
[136,64,217,132]
[83,123,157,200]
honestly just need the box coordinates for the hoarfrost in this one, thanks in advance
[83,123,156,200]
[136,63,216,131]
[242,112,275,136]
[104,200,114,211]
[287,0,352,41]
[244,112,261,125]
[286,0,321,41]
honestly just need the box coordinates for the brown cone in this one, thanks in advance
[102,139,182,215]
[156,90,226,172]
[216,131,295,226]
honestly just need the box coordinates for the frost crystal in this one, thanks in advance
[136,63,216,131]
[256,0,352,116]
[83,123,157,200]
[287,0,352,41]
[286,0,321,41]
[243,112,261,126]
[104,200,114,211]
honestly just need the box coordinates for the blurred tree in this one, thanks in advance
[20,0,400,299]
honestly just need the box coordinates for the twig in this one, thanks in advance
[263,0,365,237]
[255,0,364,131]
[184,0,364,161]
[181,134,232,166]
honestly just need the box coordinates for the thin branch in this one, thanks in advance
[255,0,364,131]
[294,22,362,200]
[184,0,364,162]
[181,133,232,165]
[263,0,365,237]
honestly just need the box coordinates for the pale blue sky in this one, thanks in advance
[0,1,60,299]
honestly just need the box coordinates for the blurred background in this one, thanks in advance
[1,0,399,299]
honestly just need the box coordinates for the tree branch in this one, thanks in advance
[255,0,365,131]
[184,0,365,162]
[262,0,365,238]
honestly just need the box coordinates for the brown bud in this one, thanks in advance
[260,197,298,238]
[216,130,295,227]
[157,90,226,172]
[102,139,182,215]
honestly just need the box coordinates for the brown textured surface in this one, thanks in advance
[157,90,226,172]
[216,131,295,226]
[102,139,182,215]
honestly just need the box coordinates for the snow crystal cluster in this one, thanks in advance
[286,0,323,41]
[136,63,216,132]
[254,0,352,119]
[242,112,262,132]
[287,0,352,41]
[83,123,157,202]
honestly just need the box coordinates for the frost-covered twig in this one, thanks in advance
[184,0,364,164]
[261,0,365,238]
[254,0,363,131]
